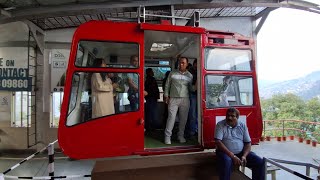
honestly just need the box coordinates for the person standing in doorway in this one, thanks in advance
[187,59,198,139]
[162,71,171,128]
[145,68,160,131]
[164,57,193,144]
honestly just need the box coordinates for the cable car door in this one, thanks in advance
[58,21,145,159]
[201,33,262,148]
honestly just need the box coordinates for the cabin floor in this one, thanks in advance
[144,126,199,148]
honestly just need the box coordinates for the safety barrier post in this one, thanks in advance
[48,142,55,178]
[282,120,285,137]
[263,157,267,180]
[306,166,310,177]
[263,120,266,137]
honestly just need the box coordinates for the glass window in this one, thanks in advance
[68,74,80,114]
[66,72,140,126]
[12,91,31,127]
[75,40,139,68]
[205,75,253,108]
[51,92,63,128]
[205,48,252,71]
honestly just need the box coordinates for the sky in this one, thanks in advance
[257,6,320,82]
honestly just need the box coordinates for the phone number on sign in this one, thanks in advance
[0,79,29,88]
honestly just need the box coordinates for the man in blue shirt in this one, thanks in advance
[214,107,264,180]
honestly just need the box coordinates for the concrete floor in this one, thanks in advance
[252,140,320,180]
[0,140,319,180]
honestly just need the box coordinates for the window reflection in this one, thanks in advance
[66,72,140,126]
[205,75,253,108]
[205,48,252,71]
[74,41,139,68]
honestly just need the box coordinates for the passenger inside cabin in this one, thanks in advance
[164,57,193,145]
[215,107,264,180]
[144,68,160,131]
[127,55,139,111]
[108,72,124,114]
[219,76,234,107]
[91,58,116,118]
[187,59,198,139]
[162,71,171,128]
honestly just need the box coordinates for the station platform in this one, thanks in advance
[0,140,319,179]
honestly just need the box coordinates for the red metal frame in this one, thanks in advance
[58,20,262,159]
[201,32,262,148]
[58,21,145,159]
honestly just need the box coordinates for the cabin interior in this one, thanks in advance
[65,29,201,149]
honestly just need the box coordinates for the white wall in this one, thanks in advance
[0,22,29,42]
[45,28,76,43]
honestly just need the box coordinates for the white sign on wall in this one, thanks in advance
[0,47,34,91]
[0,92,10,112]
[50,49,70,92]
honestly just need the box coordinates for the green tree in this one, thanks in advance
[261,93,306,136]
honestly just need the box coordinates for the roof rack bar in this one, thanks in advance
[138,6,195,25]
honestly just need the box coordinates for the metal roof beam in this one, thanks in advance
[254,7,277,20]
[0,0,319,25]
[24,20,44,54]
[254,8,270,35]
[1,8,11,17]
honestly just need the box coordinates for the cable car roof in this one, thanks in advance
[0,0,319,30]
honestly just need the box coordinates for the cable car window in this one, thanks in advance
[75,40,139,68]
[66,72,140,126]
[205,75,253,108]
[205,48,252,71]
[68,74,80,114]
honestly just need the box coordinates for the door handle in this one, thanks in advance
[138,118,144,125]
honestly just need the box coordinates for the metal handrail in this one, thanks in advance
[264,157,318,180]
[263,119,320,139]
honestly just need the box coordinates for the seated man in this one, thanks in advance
[214,107,264,180]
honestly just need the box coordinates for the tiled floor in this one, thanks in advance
[0,140,319,180]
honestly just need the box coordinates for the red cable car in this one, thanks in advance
[58,20,262,159]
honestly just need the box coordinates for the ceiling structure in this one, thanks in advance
[0,0,319,31]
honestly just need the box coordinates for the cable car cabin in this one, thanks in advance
[58,20,262,159]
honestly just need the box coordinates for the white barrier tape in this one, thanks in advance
[4,174,91,179]
[2,140,58,175]
[10,164,20,170]
[26,154,35,161]
[47,163,54,173]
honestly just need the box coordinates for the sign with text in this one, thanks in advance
[50,49,70,92]
[0,47,33,91]
[0,92,11,112]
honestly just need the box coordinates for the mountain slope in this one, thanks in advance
[259,71,320,100]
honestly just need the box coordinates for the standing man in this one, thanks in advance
[127,55,139,111]
[164,57,193,144]
[215,107,264,180]
[187,59,198,139]
[145,68,160,131]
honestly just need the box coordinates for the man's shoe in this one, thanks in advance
[178,136,186,143]
[164,137,171,145]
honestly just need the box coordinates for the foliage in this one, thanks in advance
[207,84,224,98]
[261,94,320,141]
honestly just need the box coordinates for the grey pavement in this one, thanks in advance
[0,140,319,180]
[252,139,320,180]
